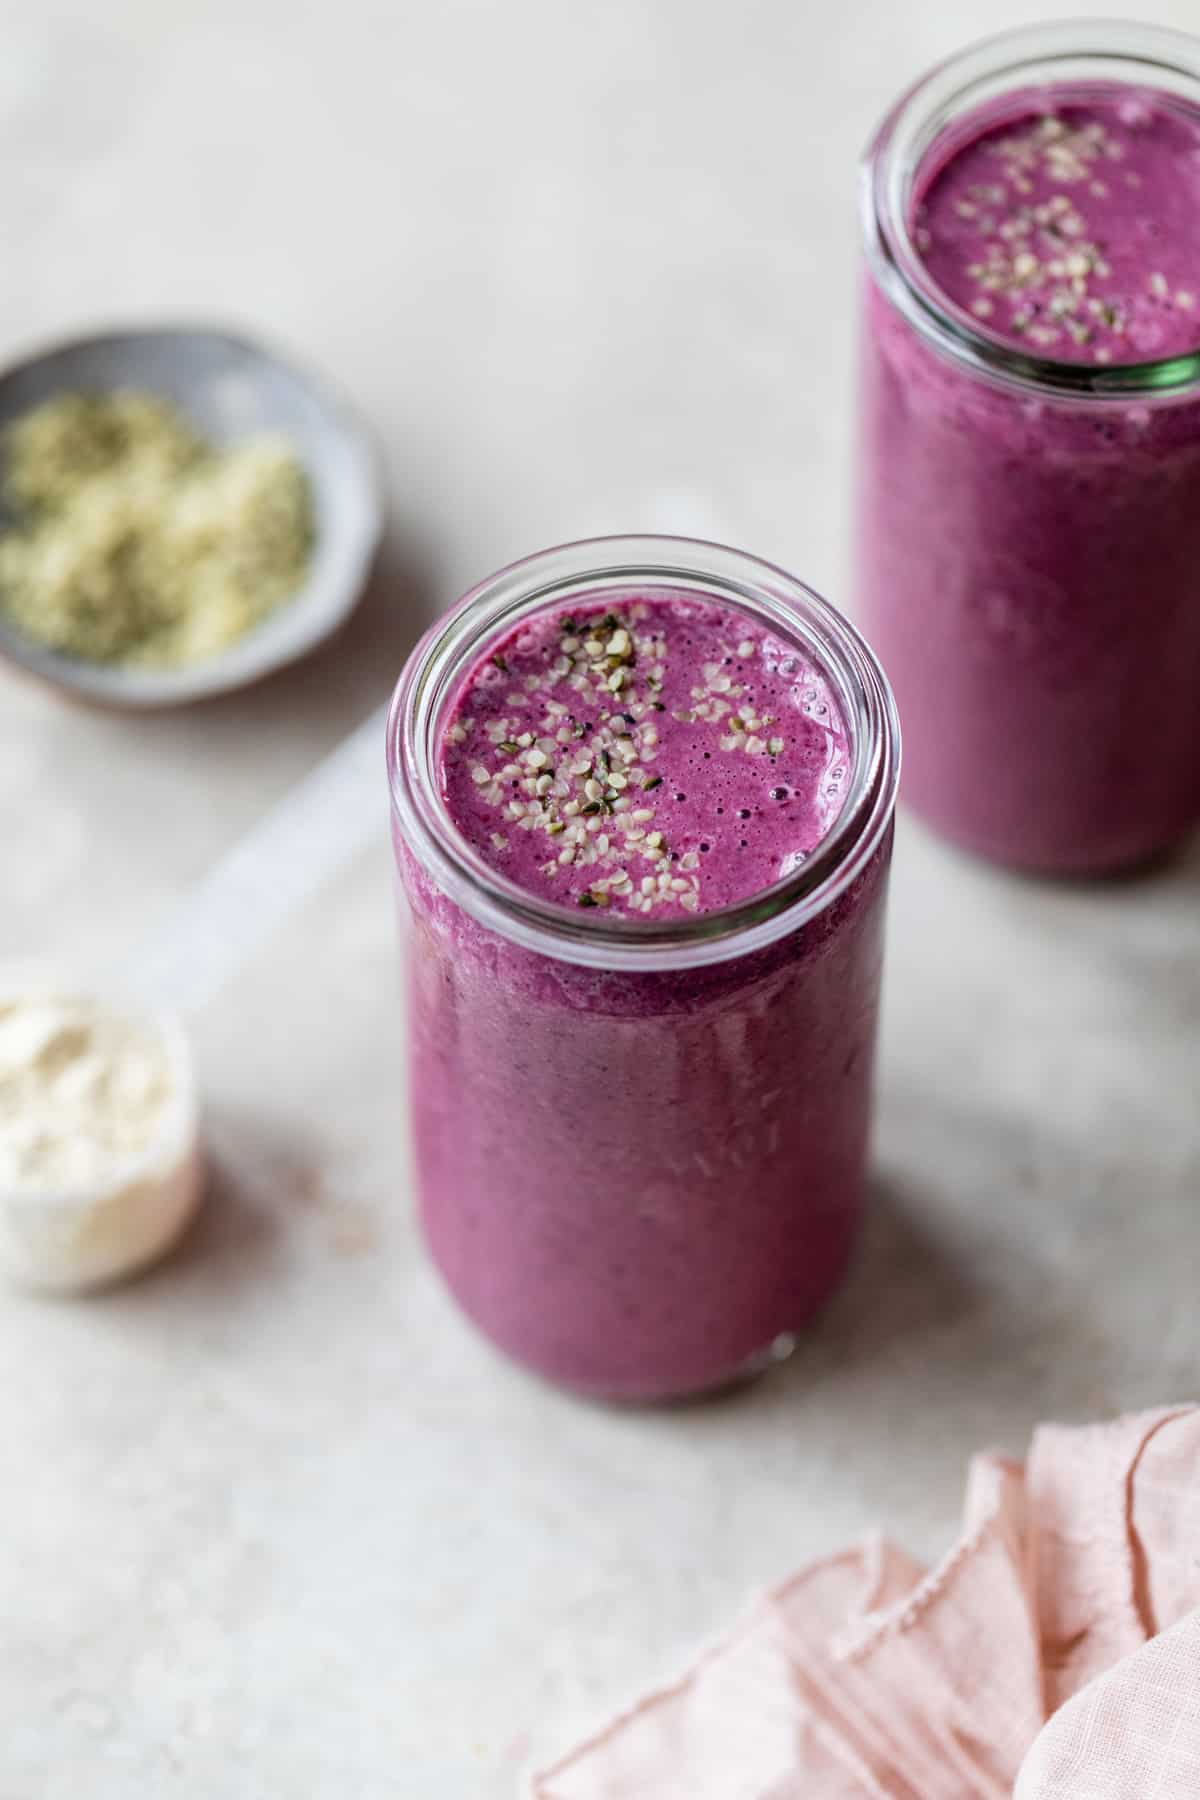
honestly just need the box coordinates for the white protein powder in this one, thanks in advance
[0,992,175,1190]
[0,983,203,1292]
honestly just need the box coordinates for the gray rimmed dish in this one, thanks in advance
[0,325,384,707]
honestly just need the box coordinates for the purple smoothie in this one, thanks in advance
[440,597,848,916]
[389,543,898,1401]
[858,40,1200,873]
[917,96,1200,365]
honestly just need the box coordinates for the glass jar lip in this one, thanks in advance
[863,17,1200,400]
[386,534,900,973]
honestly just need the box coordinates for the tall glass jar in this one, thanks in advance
[387,537,899,1401]
[857,21,1200,874]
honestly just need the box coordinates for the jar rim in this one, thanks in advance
[862,18,1200,400]
[386,535,900,972]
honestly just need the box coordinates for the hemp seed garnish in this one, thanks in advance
[444,604,808,917]
[0,389,313,667]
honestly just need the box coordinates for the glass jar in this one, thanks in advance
[857,21,1200,874]
[387,536,899,1401]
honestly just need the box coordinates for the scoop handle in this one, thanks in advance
[125,705,386,1015]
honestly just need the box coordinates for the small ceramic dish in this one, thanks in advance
[0,325,383,707]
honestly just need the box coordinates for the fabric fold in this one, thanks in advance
[531,1404,1199,1800]
[1014,1612,1200,1800]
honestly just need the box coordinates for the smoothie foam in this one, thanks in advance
[440,596,849,920]
[916,94,1200,364]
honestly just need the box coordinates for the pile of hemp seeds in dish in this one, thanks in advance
[0,389,313,667]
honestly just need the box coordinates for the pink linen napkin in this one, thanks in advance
[532,1406,1199,1799]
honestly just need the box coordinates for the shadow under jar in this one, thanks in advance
[387,536,899,1402]
[857,20,1200,875]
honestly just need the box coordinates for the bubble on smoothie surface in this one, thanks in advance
[439,596,850,918]
[913,90,1200,365]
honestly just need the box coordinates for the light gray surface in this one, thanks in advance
[0,2,1197,1796]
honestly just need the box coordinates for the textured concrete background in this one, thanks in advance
[0,2,1197,1793]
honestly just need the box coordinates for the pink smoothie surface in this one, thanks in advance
[915,88,1200,365]
[439,594,849,918]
